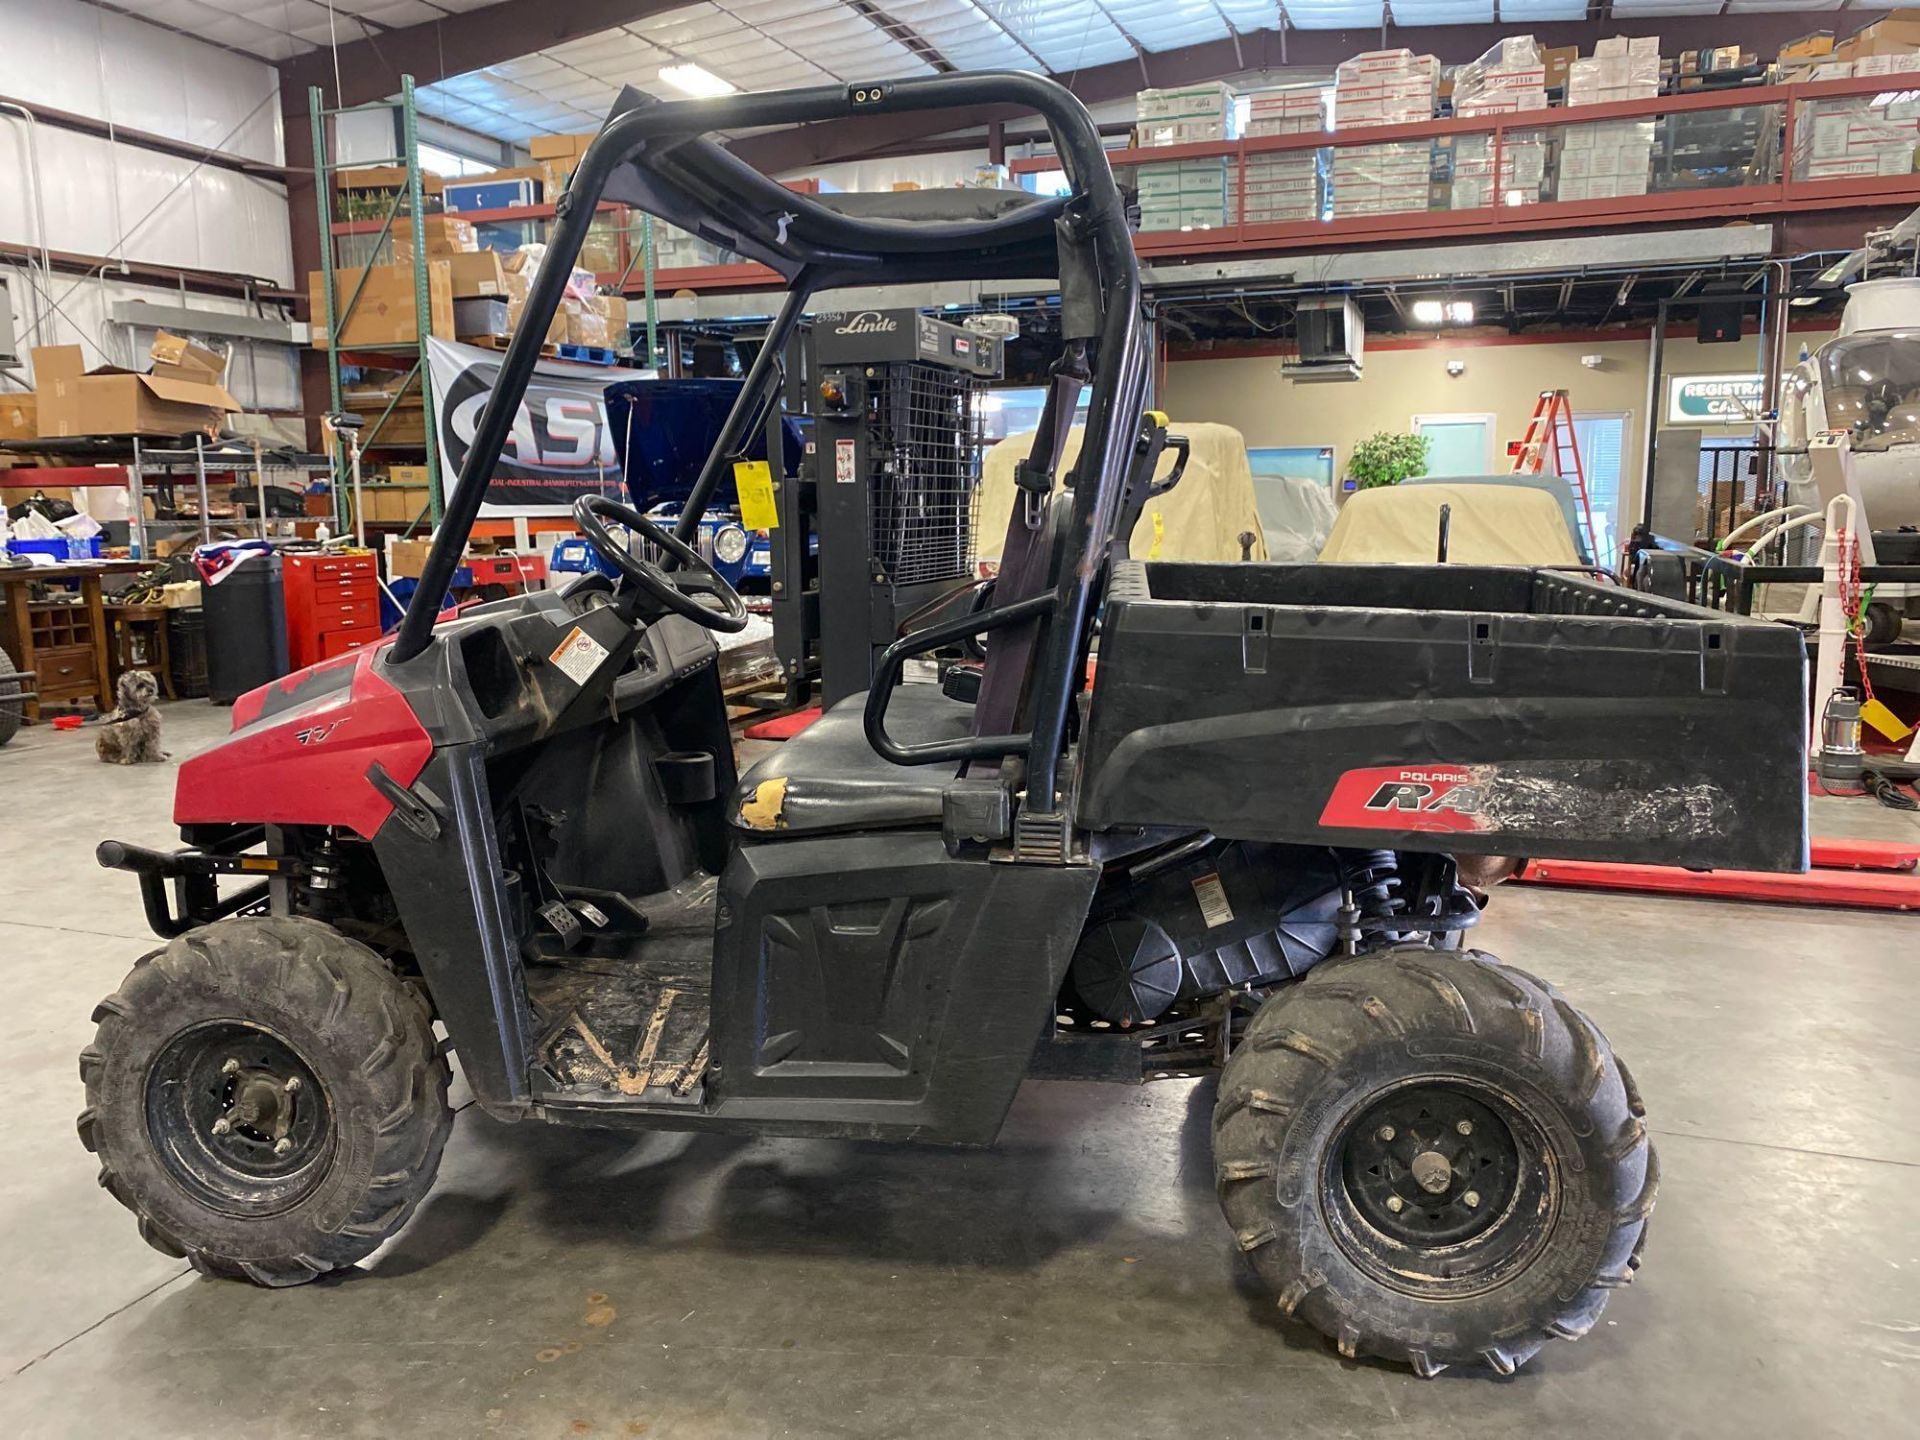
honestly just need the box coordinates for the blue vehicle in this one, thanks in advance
[584,378,807,591]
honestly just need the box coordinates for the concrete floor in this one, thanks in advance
[2,698,1917,1439]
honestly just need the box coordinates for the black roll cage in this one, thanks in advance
[390,71,1146,807]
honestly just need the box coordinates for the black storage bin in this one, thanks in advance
[202,553,287,705]
[167,607,209,699]
[1078,561,1809,874]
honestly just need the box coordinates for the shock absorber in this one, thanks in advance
[300,831,345,916]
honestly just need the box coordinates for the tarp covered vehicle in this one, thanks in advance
[82,72,1806,1377]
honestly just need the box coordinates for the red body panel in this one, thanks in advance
[175,644,433,840]
[1319,764,1487,834]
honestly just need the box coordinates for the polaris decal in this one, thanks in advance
[1320,762,1729,839]
[1320,765,1491,833]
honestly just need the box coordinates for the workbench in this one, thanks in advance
[0,560,149,723]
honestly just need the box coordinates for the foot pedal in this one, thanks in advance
[537,899,585,951]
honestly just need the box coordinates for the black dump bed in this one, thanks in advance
[1077,562,1808,872]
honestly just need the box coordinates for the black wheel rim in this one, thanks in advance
[144,1021,334,1217]
[1323,1078,1557,1298]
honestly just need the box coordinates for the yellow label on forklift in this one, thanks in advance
[733,460,779,530]
[1148,510,1165,560]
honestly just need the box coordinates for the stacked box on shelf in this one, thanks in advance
[1228,153,1322,224]
[1244,88,1325,137]
[1137,157,1229,232]
[1557,121,1657,200]
[1452,35,1549,119]
[1448,135,1550,209]
[1136,82,1238,148]
[1791,94,1920,180]
[1333,50,1438,130]
[1329,143,1433,217]
[1567,35,1661,105]
[1854,52,1920,77]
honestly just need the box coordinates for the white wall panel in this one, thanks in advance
[6,0,283,165]
[0,1,292,302]
[0,125,291,285]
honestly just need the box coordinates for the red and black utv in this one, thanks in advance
[79,73,1807,1377]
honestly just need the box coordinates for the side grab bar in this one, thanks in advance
[863,592,1056,765]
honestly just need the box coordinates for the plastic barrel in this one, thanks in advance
[167,608,209,699]
[202,553,288,705]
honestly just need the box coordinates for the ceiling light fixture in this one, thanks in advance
[1413,300,1474,325]
[659,63,737,98]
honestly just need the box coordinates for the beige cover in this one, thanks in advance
[1320,483,1580,565]
[977,420,1269,564]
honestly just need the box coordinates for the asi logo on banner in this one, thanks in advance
[427,337,625,514]
[1666,373,1764,426]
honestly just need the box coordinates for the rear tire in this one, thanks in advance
[78,916,452,1286]
[1213,945,1654,1377]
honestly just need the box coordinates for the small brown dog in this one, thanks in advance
[96,670,165,765]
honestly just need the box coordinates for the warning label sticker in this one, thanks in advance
[548,625,610,687]
[1192,872,1234,928]
[835,437,856,483]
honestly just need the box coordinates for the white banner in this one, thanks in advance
[425,336,654,517]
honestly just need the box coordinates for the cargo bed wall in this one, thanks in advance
[1077,563,1809,873]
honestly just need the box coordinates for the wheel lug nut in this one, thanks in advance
[273,1138,293,1156]
[1456,1119,1473,1136]
[1463,1190,1481,1209]
[284,1076,301,1093]
[221,1059,241,1075]
[1377,1125,1396,1142]
[211,1118,232,1135]
[1386,1196,1405,1214]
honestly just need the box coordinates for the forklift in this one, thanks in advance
[81,72,1807,1377]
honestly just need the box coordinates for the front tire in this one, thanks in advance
[78,916,452,1286]
[1213,945,1655,1377]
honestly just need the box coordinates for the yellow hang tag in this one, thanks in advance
[732,460,778,531]
[1148,510,1165,560]
[1861,696,1914,743]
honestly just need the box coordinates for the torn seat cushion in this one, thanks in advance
[731,687,971,837]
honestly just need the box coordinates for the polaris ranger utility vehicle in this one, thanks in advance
[80,73,1809,1377]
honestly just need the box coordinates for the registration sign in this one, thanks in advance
[1666,373,1765,426]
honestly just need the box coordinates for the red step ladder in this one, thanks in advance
[1508,389,1600,563]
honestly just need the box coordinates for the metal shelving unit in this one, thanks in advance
[309,76,443,531]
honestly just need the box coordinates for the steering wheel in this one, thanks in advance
[570,494,751,633]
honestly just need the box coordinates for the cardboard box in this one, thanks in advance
[391,213,478,259]
[444,249,508,299]
[388,464,431,487]
[529,132,595,162]
[1839,12,1920,61]
[387,537,435,580]
[1779,32,1836,63]
[343,386,427,448]
[358,484,431,524]
[0,392,35,440]
[31,333,238,439]
[1543,45,1578,92]
[308,262,454,349]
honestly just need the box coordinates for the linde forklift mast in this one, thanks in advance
[760,308,1003,706]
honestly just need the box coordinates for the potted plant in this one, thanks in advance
[1347,431,1432,490]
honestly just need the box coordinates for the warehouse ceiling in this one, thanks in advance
[99,0,1869,143]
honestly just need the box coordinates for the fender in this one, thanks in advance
[175,645,434,841]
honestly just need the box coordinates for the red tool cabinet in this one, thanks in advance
[282,552,380,669]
